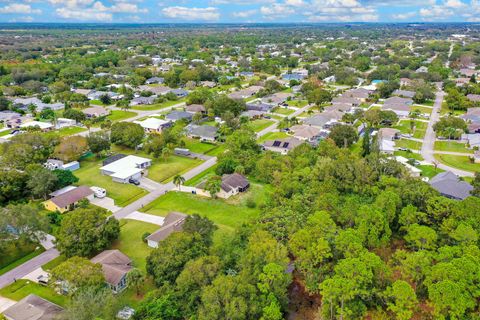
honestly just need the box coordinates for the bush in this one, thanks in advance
[142,232,151,243]
[245,196,256,208]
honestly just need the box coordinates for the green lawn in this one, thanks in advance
[434,154,480,173]
[107,110,137,122]
[42,255,67,272]
[434,141,473,154]
[394,150,424,161]
[182,138,219,154]
[185,164,218,187]
[141,189,264,232]
[0,280,68,307]
[394,120,427,139]
[49,126,86,138]
[112,220,159,271]
[250,119,275,132]
[131,99,186,111]
[90,99,103,106]
[272,107,295,115]
[286,100,308,108]
[257,131,289,143]
[411,105,433,115]
[75,157,148,207]
[395,138,422,151]
[418,165,445,179]
[0,129,12,137]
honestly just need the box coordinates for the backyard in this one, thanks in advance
[0,280,68,307]
[257,131,289,143]
[250,119,275,132]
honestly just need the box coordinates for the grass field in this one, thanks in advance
[286,100,308,108]
[434,141,473,154]
[411,105,433,115]
[182,138,219,154]
[257,131,289,143]
[395,138,423,151]
[0,280,68,307]
[394,120,427,139]
[107,110,137,122]
[112,220,159,271]
[418,165,445,179]
[434,154,480,173]
[184,164,218,187]
[250,119,275,132]
[75,157,148,206]
[130,99,186,111]
[272,107,295,115]
[394,150,424,161]
[141,188,265,232]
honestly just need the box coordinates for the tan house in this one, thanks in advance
[82,106,109,118]
[146,212,187,248]
[3,294,63,320]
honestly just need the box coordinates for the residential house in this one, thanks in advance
[379,139,395,154]
[467,94,480,103]
[146,212,188,248]
[43,185,94,213]
[91,250,132,293]
[44,159,80,171]
[130,96,156,106]
[19,121,53,131]
[170,88,189,98]
[429,171,473,200]
[165,110,193,122]
[378,128,400,141]
[228,86,264,100]
[12,97,63,111]
[56,118,76,129]
[138,85,171,96]
[461,133,480,149]
[393,89,415,99]
[246,100,274,113]
[185,104,206,114]
[145,77,164,84]
[185,124,218,142]
[400,78,413,87]
[290,124,323,142]
[134,117,171,134]
[241,110,265,119]
[100,155,152,184]
[460,68,478,77]
[395,156,421,177]
[332,96,361,107]
[217,173,250,199]
[263,137,303,155]
[200,81,216,88]
[239,71,254,78]
[282,73,305,82]
[302,111,343,129]
[382,96,413,118]
[82,106,109,118]
[455,78,470,87]
[261,92,294,106]
[87,91,120,101]
[3,294,63,320]
[343,88,371,102]
[416,66,428,73]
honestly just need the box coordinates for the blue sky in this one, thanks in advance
[0,0,477,23]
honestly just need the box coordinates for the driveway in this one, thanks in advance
[139,177,163,192]
[0,297,16,313]
[0,248,59,290]
[91,197,121,213]
[125,211,165,225]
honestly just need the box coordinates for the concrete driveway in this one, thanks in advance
[125,211,165,225]
[91,197,121,213]
[139,177,163,192]
[0,297,16,313]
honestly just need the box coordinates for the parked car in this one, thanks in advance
[129,178,140,186]
[398,147,408,151]
[90,186,106,198]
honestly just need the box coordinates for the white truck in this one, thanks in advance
[90,186,107,198]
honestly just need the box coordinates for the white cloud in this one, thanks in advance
[9,15,34,22]
[92,1,147,13]
[48,0,95,9]
[162,6,220,20]
[56,6,112,20]
[0,3,41,13]
[392,11,416,19]
[233,9,257,18]
[260,3,294,18]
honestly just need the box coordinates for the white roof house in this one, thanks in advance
[380,139,395,154]
[134,118,171,133]
[20,121,54,131]
[100,155,152,183]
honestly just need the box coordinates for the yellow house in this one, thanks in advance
[44,186,94,213]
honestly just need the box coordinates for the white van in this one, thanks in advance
[90,186,106,198]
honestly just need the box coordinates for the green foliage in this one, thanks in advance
[110,122,144,148]
[87,130,110,155]
[51,257,105,293]
[328,124,358,148]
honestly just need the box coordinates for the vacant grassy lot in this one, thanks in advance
[411,105,433,115]
[107,110,137,122]
[75,157,148,206]
[394,120,427,139]
[434,154,480,173]
[287,100,308,108]
[395,138,423,151]
[0,280,68,307]
[434,141,473,154]
[418,165,444,179]
[182,138,219,154]
[112,220,159,271]
[131,99,186,111]
[250,119,275,132]
[257,131,289,143]
[272,107,295,115]
[141,189,264,232]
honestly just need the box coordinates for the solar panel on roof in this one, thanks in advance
[283,142,290,148]
[273,141,281,147]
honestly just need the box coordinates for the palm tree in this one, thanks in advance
[205,176,222,198]
[173,175,186,190]
[126,269,144,297]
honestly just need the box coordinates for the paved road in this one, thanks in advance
[420,84,474,177]
[257,103,313,138]
[0,248,59,290]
